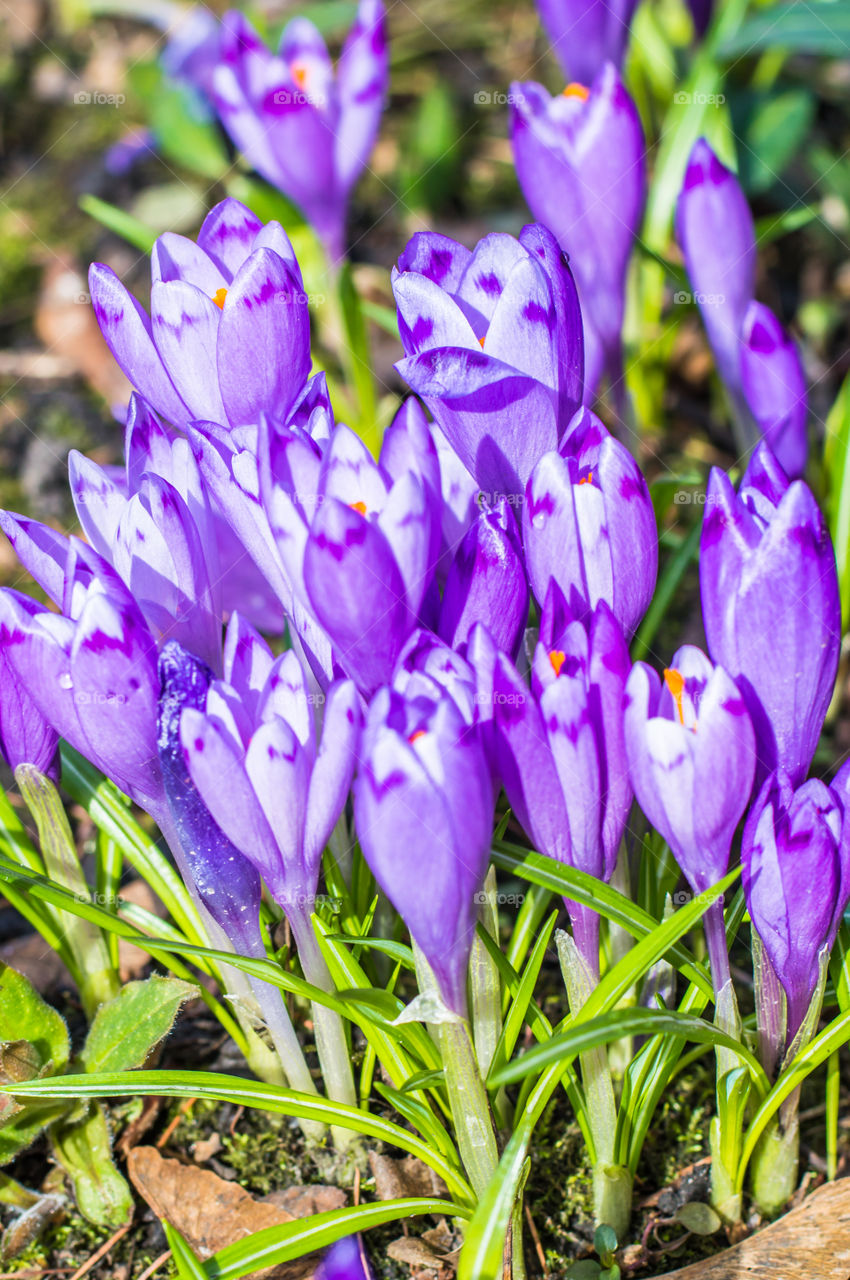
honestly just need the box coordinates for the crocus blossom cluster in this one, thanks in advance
[0,189,844,1234]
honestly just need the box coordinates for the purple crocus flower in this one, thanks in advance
[69,438,222,675]
[393,224,584,496]
[493,596,632,970]
[298,425,435,696]
[623,646,755,984]
[317,1235,374,1280]
[523,407,657,636]
[740,302,807,481]
[90,198,311,431]
[179,621,359,955]
[534,0,638,83]
[700,444,840,786]
[125,394,284,634]
[354,686,493,1017]
[0,591,59,780]
[676,140,807,475]
[212,0,387,263]
[438,495,528,655]
[393,629,478,725]
[510,65,645,398]
[0,518,163,813]
[742,771,845,1044]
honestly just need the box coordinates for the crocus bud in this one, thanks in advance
[676,140,809,472]
[740,302,807,480]
[742,772,844,1042]
[180,627,360,935]
[90,198,311,430]
[212,0,387,263]
[438,496,528,655]
[0,591,58,780]
[493,598,632,968]
[510,65,645,395]
[700,445,840,785]
[353,687,493,1017]
[623,646,755,897]
[676,139,756,414]
[523,407,657,636]
[393,224,583,497]
[534,0,638,82]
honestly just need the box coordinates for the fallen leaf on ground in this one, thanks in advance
[368,1152,448,1201]
[127,1146,346,1279]
[34,256,131,407]
[657,1178,850,1278]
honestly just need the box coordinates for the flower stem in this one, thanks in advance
[412,943,499,1201]
[291,913,359,1150]
[557,927,632,1241]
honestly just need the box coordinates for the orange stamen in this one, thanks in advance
[663,668,686,726]
[349,501,367,515]
[549,649,566,677]
[212,287,228,309]
[563,82,590,100]
[291,60,309,90]
[409,729,426,744]
[478,334,486,348]
[578,471,593,486]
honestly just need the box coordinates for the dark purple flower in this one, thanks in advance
[158,640,266,957]
[438,495,527,655]
[624,646,755,897]
[510,66,645,396]
[354,687,493,1017]
[317,1235,373,1280]
[534,0,638,82]
[742,771,844,1042]
[212,1,387,263]
[523,407,657,636]
[393,224,584,497]
[493,597,631,968]
[90,198,311,431]
[700,444,840,785]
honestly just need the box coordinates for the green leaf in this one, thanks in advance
[163,1223,209,1280]
[0,963,68,1075]
[400,1067,446,1093]
[457,1118,532,1280]
[487,1006,767,1093]
[491,842,714,998]
[721,3,850,57]
[78,194,157,254]
[206,1199,468,1280]
[337,263,378,450]
[823,373,850,629]
[50,1103,134,1228]
[60,746,205,944]
[737,1009,850,1189]
[487,911,558,1082]
[5,1071,475,1209]
[675,1202,722,1235]
[81,977,196,1075]
[733,89,815,194]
